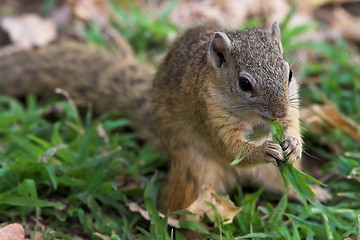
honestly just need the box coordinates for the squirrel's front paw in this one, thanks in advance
[282,136,302,163]
[264,140,284,166]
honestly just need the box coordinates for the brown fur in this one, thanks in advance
[152,24,320,210]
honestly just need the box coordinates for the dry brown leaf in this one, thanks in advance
[0,223,25,240]
[302,103,360,142]
[186,185,242,225]
[97,123,110,145]
[129,189,241,228]
[50,4,72,29]
[346,168,360,182]
[0,14,57,48]
[69,0,110,26]
[170,0,289,29]
[346,175,360,182]
[296,0,333,11]
[93,232,110,240]
[68,0,135,58]
[332,7,360,42]
[128,202,180,228]
[33,231,43,240]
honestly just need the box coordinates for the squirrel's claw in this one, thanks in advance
[264,140,284,166]
[282,136,302,163]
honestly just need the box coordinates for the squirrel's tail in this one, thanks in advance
[0,43,156,143]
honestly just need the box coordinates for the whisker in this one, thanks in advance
[289,97,299,101]
[225,103,249,109]
[289,99,299,104]
[303,150,326,163]
[289,101,300,106]
[289,101,299,105]
[289,95,298,99]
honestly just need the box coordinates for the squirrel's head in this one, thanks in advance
[207,22,297,120]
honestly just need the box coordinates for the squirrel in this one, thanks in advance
[0,23,330,211]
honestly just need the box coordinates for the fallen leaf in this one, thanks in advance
[33,231,42,240]
[128,202,180,228]
[50,4,72,29]
[93,232,110,240]
[332,7,360,42]
[347,168,360,182]
[297,0,332,11]
[346,175,360,182]
[97,123,110,145]
[170,0,290,29]
[68,0,135,59]
[0,14,57,48]
[68,0,110,26]
[0,223,25,240]
[186,185,242,225]
[302,103,360,142]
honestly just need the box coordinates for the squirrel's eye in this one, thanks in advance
[239,77,253,92]
[289,69,293,83]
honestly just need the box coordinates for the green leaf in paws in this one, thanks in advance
[269,120,326,206]
[269,119,284,145]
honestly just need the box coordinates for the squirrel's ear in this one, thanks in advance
[271,22,283,55]
[208,32,232,73]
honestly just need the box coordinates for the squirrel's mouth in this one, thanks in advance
[245,121,271,143]
[256,108,285,121]
[253,110,273,121]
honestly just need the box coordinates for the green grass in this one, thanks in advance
[0,2,360,239]
[0,95,165,239]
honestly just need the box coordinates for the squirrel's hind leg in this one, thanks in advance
[163,147,237,212]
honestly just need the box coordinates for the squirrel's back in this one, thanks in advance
[0,43,156,142]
